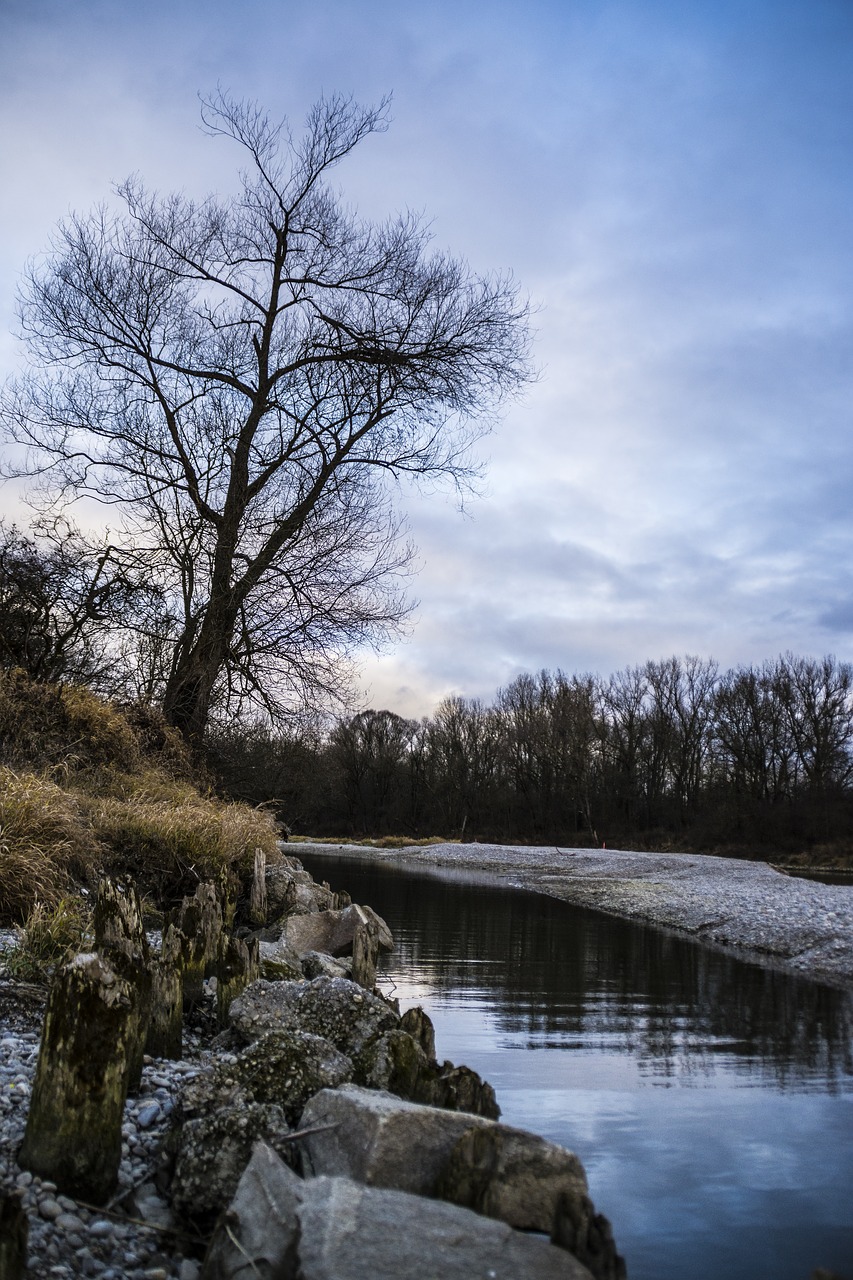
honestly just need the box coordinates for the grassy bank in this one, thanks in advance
[0,670,282,924]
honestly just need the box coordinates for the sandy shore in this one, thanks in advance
[296,842,853,991]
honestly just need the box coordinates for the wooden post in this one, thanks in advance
[169,883,223,1009]
[0,1194,27,1280]
[249,846,268,927]
[19,952,138,1203]
[93,878,152,1092]
[145,923,183,1060]
[351,920,379,991]
[215,934,259,1027]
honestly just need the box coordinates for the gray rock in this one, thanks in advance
[170,1102,294,1222]
[299,950,352,980]
[299,1084,497,1192]
[228,978,399,1068]
[181,1029,354,1125]
[203,1141,593,1280]
[255,938,304,981]
[280,903,393,958]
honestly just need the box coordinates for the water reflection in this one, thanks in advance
[298,849,853,1280]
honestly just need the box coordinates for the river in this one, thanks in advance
[297,846,853,1280]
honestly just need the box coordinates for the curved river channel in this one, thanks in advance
[297,847,853,1280]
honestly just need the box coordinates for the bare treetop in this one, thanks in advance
[1,93,532,740]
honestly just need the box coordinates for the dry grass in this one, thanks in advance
[4,897,93,982]
[0,671,285,918]
[0,767,100,921]
[85,792,281,905]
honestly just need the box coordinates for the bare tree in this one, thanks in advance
[0,518,157,687]
[2,93,531,740]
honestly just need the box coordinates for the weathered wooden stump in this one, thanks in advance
[400,1005,437,1062]
[93,876,150,963]
[19,952,138,1203]
[93,877,153,1091]
[0,1193,27,1280]
[145,923,183,1060]
[215,934,259,1027]
[551,1189,627,1280]
[249,846,268,927]
[333,888,352,910]
[351,919,379,991]
[169,883,223,1009]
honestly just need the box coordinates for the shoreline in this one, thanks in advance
[294,841,853,992]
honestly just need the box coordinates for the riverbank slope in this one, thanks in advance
[295,842,853,991]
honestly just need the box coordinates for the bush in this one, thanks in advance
[0,669,140,774]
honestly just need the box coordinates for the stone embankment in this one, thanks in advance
[0,854,625,1280]
[296,842,853,990]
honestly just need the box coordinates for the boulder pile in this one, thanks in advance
[4,851,626,1280]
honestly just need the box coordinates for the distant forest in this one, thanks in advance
[208,653,853,858]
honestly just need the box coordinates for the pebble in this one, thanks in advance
[0,987,221,1280]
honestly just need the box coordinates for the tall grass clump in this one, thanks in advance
[4,897,93,982]
[0,766,99,922]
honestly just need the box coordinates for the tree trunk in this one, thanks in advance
[249,846,268,927]
[0,1194,27,1280]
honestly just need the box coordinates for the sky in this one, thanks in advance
[2,0,853,718]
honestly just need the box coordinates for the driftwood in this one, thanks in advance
[19,952,140,1203]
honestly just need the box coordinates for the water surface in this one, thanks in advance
[298,848,853,1280]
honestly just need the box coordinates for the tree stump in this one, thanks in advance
[400,1006,437,1062]
[19,952,138,1203]
[249,846,268,927]
[93,876,150,963]
[351,920,379,991]
[145,923,183,1060]
[215,934,259,1027]
[333,888,352,910]
[0,1193,27,1280]
[169,883,223,1009]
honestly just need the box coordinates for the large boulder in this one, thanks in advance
[299,1085,494,1193]
[256,936,304,981]
[170,1103,293,1224]
[266,862,335,918]
[202,1141,594,1280]
[280,903,393,957]
[180,1029,354,1125]
[298,1085,623,1279]
[229,977,400,1068]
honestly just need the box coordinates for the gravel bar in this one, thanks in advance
[296,842,853,991]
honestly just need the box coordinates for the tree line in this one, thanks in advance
[207,654,853,855]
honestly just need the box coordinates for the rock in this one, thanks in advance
[203,1141,594,1280]
[266,864,336,919]
[360,1029,431,1099]
[299,1086,620,1277]
[400,1006,436,1061]
[201,1141,301,1279]
[434,1122,587,1233]
[552,1189,628,1280]
[280,903,394,958]
[256,937,303,982]
[170,1103,294,1224]
[300,1085,493,1191]
[181,1029,354,1125]
[427,1062,501,1119]
[228,978,399,1069]
[299,951,352,980]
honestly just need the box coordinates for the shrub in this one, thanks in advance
[0,669,140,773]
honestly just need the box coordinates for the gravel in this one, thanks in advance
[296,841,853,990]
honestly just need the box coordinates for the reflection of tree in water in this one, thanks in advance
[299,853,853,1090]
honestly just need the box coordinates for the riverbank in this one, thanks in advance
[295,842,853,991]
